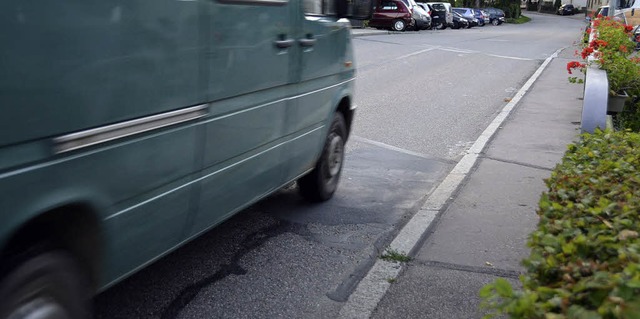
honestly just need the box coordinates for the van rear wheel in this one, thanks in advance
[298,112,346,202]
[0,251,91,319]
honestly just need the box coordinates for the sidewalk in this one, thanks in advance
[364,43,585,317]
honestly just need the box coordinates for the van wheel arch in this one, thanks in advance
[0,204,103,291]
[0,251,92,319]
[298,112,347,202]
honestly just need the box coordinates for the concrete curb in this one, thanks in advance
[337,48,563,319]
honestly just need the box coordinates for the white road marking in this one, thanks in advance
[396,47,438,60]
[351,136,441,161]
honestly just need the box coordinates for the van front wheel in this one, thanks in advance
[0,251,91,319]
[298,112,347,202]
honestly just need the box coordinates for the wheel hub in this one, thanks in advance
[326,135,343,178]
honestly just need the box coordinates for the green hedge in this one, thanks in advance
[480,129,640,318]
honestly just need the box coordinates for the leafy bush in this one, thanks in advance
[617,99,640,132]
[480,129,640,318]
[506,15,530,24]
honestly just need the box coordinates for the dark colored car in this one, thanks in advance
[453,8,478,27]
[473,8,488,26]
[370,0,415,31]
[557,4,577,15]
[428,2,449,29]
[484,7,505,25]
[452,11,470,29]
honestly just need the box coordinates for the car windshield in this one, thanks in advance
[431,3,445,10]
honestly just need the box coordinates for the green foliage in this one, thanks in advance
[590,18,640,95]
[568,77,584,84]
[480,129,640,319]
[617,98,640,132]
[554,0,561,9]
[380,248,412,263]
[506,15,530,24]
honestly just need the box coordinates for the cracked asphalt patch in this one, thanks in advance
[94,141,451,318]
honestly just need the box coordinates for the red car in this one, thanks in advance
[369,0,415,31]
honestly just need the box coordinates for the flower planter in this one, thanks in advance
[607,91,629,114]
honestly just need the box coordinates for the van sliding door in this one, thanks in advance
[282,3,355,182]
[188,0,295,236]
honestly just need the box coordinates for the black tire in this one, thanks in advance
[0,251,91,319]
[298,112,347,202]
[392,19,406,31]
[438,23,447,30]
[491,19,499,26]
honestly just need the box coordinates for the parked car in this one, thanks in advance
[425,2,449,29]
[410,1,432,30]
[453,8,478,27]
[484,7,505,25]
[426,2,454,27]
[416,3,435,29]
[473,8,489,26]
[370,0,415,31]
[452,11,470,29]
[557,4,577,15]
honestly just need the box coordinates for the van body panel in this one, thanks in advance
[0,0,361,298]
[0,124,200,288]
[0,0,201,148]
[281,17,355,180]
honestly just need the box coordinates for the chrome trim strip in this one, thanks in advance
[204,78,355,124]
[53,104,208,154]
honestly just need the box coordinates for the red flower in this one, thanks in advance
[589,39,608,50]
[581,46,595,59]
[586,28,592,34]
[620,45,628,53]
[625,24,634,33]
[566,61,586,74]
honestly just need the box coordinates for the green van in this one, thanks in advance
[0,0,371,317]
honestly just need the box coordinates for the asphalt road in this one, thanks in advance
[94,13,586,319]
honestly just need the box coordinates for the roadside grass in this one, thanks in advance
[380,248,412,263]
[506,15,531,24]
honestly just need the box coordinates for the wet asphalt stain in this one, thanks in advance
[160,222,289,319]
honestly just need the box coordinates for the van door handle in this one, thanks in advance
[274,39,295,48]
[299,38,317,47]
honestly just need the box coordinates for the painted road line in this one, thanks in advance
[337,48,563,319]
